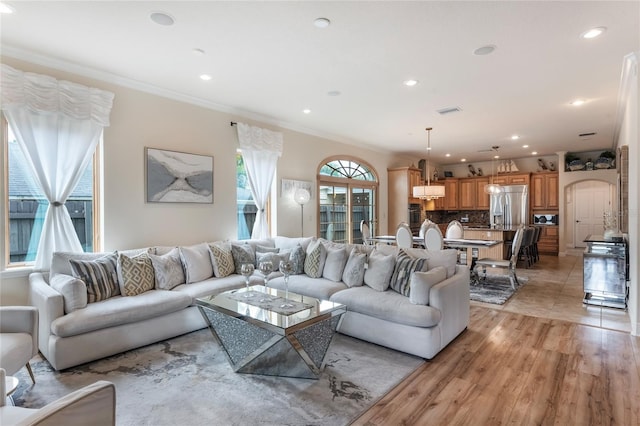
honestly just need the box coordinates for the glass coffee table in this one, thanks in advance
[196,285,346,379]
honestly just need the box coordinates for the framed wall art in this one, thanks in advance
[145,147,213,203]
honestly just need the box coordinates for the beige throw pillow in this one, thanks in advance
[118,252,156,296]
[409,266,447,305]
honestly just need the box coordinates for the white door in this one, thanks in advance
[573,181,612,247]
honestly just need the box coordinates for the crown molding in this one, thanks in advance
[613,51,639,146]
[1,46,391,155]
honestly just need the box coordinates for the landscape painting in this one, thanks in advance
[146,148,213,203]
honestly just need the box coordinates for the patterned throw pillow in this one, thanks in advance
[69,253,120,303]
[118,252,156,296]
[149,247,185,290]
[304,240,327,278]
[289,244,306,274]
[389,250,426,296]
[208,242,235,278]
[231,244,255,274]
[342,248,367,287]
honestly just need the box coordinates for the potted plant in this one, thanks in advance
[565,153,583,171]
[595,150,616,169]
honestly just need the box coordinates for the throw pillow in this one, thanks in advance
[289,244,306,274]
[322,244,348,282]
[342,248,367,287]
[231,243,256,274]
[256,250,288,267]
[255,245,280,254]
[364,250,395,291]
[118,252,156,296]
[179,243,214,284]
[389,250,426,296]
[304,239,327,278]
[425,249,458,278]
[149,247,185,290]
[69,253,120,303]
[409,266,447,305]
[208,242,235,278]
[50,274,87,313]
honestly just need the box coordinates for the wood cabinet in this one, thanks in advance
[443,179,459,210]
[531,172,559,210]
[388,166,422,230]
[461,229,505,263]
[475,177,490,209]
[492,173,530,186]
[537,225,559,255]
[459,178,476,210]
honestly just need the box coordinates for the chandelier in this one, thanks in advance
[412,127,445,200]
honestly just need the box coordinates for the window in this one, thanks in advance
[318,157,378,244]
[4,120,98,266]
[236,152,257,240]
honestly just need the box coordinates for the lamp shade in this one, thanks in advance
[412,184,445,200]
[293,187,311,205]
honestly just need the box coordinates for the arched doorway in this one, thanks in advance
[317,157,379,243]
[567,180,615,248]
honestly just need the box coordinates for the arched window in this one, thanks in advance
[317,157,378,244]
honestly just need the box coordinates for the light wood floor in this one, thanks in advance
[354,253,640,425]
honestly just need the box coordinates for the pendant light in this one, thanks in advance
[484,146,503,194]
[412,127,445,200]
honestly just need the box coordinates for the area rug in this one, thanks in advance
[470,275,528,305]
[11,330,423,426]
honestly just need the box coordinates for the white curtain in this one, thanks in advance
[1,64,114,270]
[236,123,283,239]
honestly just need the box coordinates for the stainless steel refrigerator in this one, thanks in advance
[490,185,529,228]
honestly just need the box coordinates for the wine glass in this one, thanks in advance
[258,260,274,302]
[279,260,294,308]
[240,263,255,297]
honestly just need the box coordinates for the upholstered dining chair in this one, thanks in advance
[359,220,372,245]
[395,222,413,248]
[474,225,525,290]
[423,223,444,251]
[445,220,464,239]
[418,219,433,239]
[0,368,116,426]
[0,307,38,384]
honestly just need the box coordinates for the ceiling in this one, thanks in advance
[1,1,638,164]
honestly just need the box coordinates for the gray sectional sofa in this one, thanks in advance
[29,236,470,370]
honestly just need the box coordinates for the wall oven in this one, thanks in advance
[408,203,422,235]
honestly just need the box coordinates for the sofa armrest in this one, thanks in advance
[29,273,64,359]
[429,265,470,347]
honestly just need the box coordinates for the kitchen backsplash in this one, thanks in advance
[425,210,489,226]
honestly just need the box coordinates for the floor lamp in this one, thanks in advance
[293,188,311,237]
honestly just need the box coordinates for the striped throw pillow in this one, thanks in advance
[389,250,425,296]
[70,253,120,303]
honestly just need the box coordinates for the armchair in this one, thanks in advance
[0,307,38,384]
[0,368,116,426]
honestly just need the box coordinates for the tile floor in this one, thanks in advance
[471,250,631,333]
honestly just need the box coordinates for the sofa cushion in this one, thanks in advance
[51,251,106,278]
[273,236,314,252]
[208,242,235,278]
[231,244,255,273]
[329,286,442,328]
[50,274,87,313]
[304,240,327,278]
[322,244,348,282]
[50,290,192,338]
[364,250,395,291]
[425,249,458,278]
[117,252,155,296]
[180,243,214,283]
[149,247,185,290]
[389,250,426,296]
[172,275,250,301]
[342,248,366,287]
[269,275,347,301]
[69,253,120,303]
[289,244,306,274]
[409,266,447,305]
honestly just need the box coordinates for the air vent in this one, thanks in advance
[437,106,462,115]
[579,132,597,137]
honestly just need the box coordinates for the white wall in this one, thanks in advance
[440,154,558,178]
[0,57,410,304]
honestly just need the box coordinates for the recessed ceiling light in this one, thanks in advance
[511,135,520,140]
[314,18,330,28]
[403,79,419,87]
[494,155,500,159]
[522,144,529,148]
[445,153,451,157]
[0,2,15,14]
[303,109,311,114]
[199,74,212,81]
[150,11,175,26]
[531,151,538,155]
[192,48,205,56]
[461,158,467,162]
[327,90,341,97]
[473,45,496,56]
[570,99,586,106]
[581,26,607,39]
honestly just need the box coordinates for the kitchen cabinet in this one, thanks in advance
[537,225,559,255]
[388,166,423,230]
[443,178,459,210]
[531,172,559,210]
[461,229,505,262]
[492,173,530,186]
[475,177,490,209]
[459,178,476,210]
